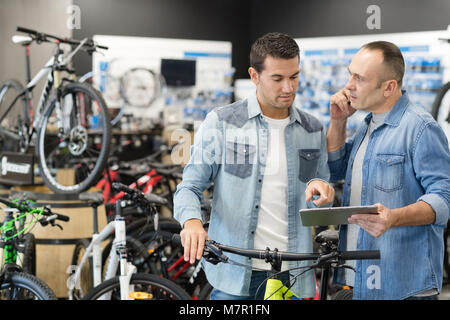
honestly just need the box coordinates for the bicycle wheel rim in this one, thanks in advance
[37,82,111,194]
[120,68,160,108]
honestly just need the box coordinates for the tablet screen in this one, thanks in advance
[299,205,378,226]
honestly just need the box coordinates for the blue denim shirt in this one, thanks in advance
[328,91,450,300]
[174,91,330,297]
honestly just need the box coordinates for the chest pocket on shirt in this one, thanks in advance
[224,141,256,179]
[374,154,405,192]
[298,149,321,183]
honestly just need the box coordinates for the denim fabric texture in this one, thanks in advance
[328,91,450,300]
[174,91,330,298]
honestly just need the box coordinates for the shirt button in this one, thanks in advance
[258,179,262,183]
[255,205,259,209]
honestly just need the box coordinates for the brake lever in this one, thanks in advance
[203,241,228,265]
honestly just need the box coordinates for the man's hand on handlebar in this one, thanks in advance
[179,219,209,264]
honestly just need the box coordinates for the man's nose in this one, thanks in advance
[282,79,294,92]
[345,77,355,91]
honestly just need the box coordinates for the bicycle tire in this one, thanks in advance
[83,272,192,300]
[444,221,450,280]
[120,67,162,108]
[0,79,28,152]
[431,81,450,121]
[0,271,57,300]
[21,233,36,275]
[71,238,93,300]
[330,288,353,300]
[36,82,112,194]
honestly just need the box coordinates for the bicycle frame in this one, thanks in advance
[68,201,137,300]
[0,37,87,151]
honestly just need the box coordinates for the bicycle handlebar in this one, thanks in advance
[111,182,168,206]
[171,234,380,264]
[0,197,70,223]
[16,26,108,50]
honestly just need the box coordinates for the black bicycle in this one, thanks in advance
[0,26,111,194]
[172,229,380,300]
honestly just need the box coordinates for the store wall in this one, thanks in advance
[0,0,72,94]
[249,0,450,44]
[1,0,449,83]
[72,0,252,79]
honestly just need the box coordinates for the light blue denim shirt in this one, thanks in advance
[328,91,450,300]
[174,91,330,297]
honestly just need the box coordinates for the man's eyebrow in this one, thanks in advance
[270,71,299,78]
[348,67,363,79]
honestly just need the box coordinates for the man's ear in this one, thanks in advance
[248,67,259,85]
[383,79,398,98]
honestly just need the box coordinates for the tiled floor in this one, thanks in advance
[439,282,450,300]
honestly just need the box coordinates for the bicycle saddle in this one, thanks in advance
[315,229,339,246]
[79,192,104,205]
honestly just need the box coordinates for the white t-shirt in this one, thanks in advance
[253,115,290,271]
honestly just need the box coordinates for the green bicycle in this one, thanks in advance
[0,195,69,300]
[172,229,380,300]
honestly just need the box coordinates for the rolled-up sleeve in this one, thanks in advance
[413,122,450,226]
[173,111,222,228]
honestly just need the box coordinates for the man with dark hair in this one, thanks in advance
[327,41,450,300]
[174,32,335,299]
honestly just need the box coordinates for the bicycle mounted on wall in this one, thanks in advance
[0,26,111,194]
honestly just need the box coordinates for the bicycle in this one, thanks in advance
[101,182,213,300]
[0,26,111,194]
[172,228,380,300]
[68,183,191,300]
[0,195,70,299]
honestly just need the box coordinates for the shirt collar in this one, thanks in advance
[364,90,409,127]
[247,90,302,124]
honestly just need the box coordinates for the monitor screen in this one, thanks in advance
[160,58,196,87]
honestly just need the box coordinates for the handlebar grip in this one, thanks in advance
[340,250,380,260]
[172,233,182,246]
[112,182,136,194]
[54,213,70,222]
[16,26,39,35]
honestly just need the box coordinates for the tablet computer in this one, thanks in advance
[299,205,378,227]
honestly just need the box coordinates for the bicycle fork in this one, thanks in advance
[114,216,137,300]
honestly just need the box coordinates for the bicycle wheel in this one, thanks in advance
[36,82,112,194]
[83,272,192,300]
[20,233,36,275]
[0,272,57,300]
[71,238,93,300]
[120,67,162,108]
[431,82,450,141]
[0,79,29,152]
